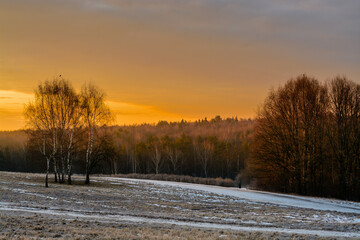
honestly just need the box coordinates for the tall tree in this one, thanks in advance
[251,75,328,194]
[81,83,112,184]
[147,135,163,174]
[24,78,79,186]
[328,77,360,199]
[162,135,182,174]
[195,136,215,178]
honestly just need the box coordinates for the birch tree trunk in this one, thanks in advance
[67,127,75,184]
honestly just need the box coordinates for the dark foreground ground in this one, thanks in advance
[0,172,359,239]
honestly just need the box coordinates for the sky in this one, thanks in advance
[0,0,359,130]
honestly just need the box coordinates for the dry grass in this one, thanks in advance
[0,213,321,240]
[0,214,288,240]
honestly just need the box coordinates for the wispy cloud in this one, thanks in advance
[107,100,185,125]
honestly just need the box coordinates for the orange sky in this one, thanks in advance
[1,0,359,130]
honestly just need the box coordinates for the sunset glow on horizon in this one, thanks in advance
[1,0,359,130]
[0,89,204,130]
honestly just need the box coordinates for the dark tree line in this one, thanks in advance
[0,131,29,172]
[250,75,360,201]
[100,118,252,179]
[0,117,253,184]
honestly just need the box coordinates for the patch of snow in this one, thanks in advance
[11,188,26,194]
[241,220,257,224]
[109,182,123,185]
[23,192,57,200]
[3,186,56,200]
[21,182,41,186]
[90,180,103,183]
[148,203,167,208]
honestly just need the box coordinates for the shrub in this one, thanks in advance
[115,173,235,188]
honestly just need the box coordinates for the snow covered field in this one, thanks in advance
[113,178,360,214]
[0,172,359,239]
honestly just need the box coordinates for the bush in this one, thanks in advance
[114,173,235,188]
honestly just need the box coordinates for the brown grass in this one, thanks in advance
[0,214,318,240]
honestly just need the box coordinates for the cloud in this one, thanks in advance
[0,90,32,130]
[0,0,359,130]
[0,90,33,108]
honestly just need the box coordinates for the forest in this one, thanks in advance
[0,74,359,201]
[0,118,253,184]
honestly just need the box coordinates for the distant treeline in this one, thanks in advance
[0,131,28,172]
[99,117,252,179]
[0,74,359,201]
[0,117,253,180]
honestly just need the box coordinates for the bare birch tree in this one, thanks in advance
[162,135,182,174]
[25,78,83,186]
[81,83,112,184]
[146,135,163,174]
[24,79,60,186]
[195,136,215,178]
